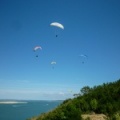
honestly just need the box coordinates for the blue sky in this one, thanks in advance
[0,0,120,100]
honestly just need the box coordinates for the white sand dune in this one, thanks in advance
[0,101,27,104]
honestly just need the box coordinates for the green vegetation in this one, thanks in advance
[28,79,120,120]
[35,100,82,120]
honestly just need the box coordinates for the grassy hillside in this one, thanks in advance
[27,79,120,120]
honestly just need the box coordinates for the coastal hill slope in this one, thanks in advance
[28,79,120,120]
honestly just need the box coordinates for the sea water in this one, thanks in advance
[0,100,63,120]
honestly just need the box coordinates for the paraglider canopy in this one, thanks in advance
[33,46,42,51]
[51,61,57,64]
[50,22,64,29]
[79,54,88,58]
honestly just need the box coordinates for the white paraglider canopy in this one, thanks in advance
[50,22,64,29]
[51,61,57,64]
[33,46,42,51]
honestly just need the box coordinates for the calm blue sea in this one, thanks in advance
[0,100,63,120]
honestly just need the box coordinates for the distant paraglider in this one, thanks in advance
[79,54,88,64]
[50,22,64,37]
[33,46,42,57]
[51,61,56,69]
